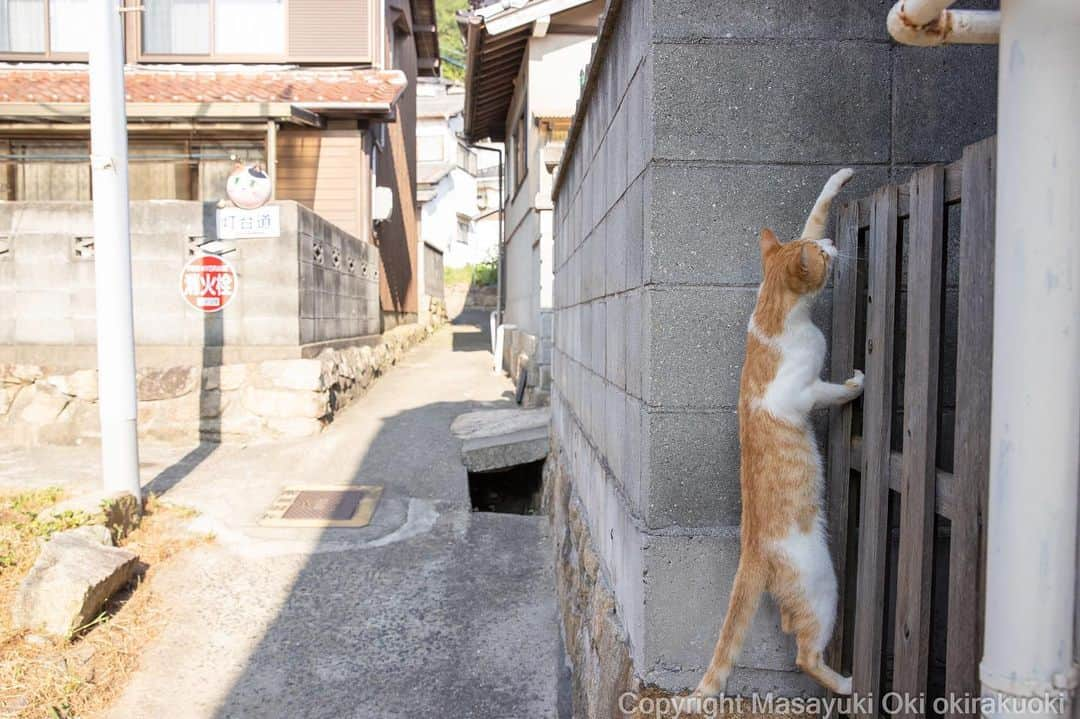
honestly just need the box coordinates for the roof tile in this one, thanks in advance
[0,66,407,105]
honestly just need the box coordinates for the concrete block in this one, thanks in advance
[593,300,606,377]
[621,393,644,512]
[646,286,756,409]
[625,175,645,291]
[647,163,889,284]
[652,0,887,41]
[652,42,890,163]
[604,200,627,296]
[625,66,648,183]
[893,44,998,164]
[605,293,626,389]
[604,382,624,484]
[611,100,629,201]
[642,532,816,693]
[624,289,643,399]
[644,407,742,529]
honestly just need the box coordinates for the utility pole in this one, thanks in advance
[88,2,141,501]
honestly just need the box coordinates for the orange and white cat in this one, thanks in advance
[689,168,863,703]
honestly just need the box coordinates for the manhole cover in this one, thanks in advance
[259,485,383,528]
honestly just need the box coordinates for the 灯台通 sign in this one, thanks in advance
[216,205,280,240]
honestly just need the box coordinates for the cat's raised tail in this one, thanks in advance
[691,560,767,698]
[801,168,854,240]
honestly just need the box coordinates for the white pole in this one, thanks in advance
[981,1,1079,717]
[89,2,141,501]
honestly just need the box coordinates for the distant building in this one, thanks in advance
[460,0,600,401]
[416,78,501,273]
[0,0,439,330]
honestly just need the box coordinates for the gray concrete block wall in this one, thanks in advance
[551,0,997,699]
[0,201,380,368]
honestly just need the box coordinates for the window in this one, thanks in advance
[509,108,527,195]
[456,219,469,245]
[0,0,88,55]
[142,0,284,56]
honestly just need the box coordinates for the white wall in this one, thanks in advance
[500,28,596,338]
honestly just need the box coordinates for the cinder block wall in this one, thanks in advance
[0,201,381,368]
[549,0,997,704]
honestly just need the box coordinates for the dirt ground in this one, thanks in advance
[0,488,211,719]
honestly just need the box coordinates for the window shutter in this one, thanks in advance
[288,0,374,62]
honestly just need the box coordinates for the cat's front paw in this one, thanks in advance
[830,168,855,190]
[845,369,864,396]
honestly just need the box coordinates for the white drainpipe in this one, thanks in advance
[887,0,1000,46]
[889,1,1079,716]
[981,2,1079,716]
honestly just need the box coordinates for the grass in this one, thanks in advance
[444,261,498,288]
[0,488,213,719]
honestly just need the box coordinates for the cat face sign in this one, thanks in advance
[226,164,272,209]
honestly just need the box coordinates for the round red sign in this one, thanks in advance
[180,254,238,313]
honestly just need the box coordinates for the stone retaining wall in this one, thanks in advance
[543,438,635,719]
[0,315,445,446]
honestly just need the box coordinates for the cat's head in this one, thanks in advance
[758,228,836,296]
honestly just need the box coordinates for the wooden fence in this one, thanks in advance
[826,137,996,718]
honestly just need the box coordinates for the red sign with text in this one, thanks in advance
[180,254,237,313]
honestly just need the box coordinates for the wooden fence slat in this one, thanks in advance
[852,186,899,717]
[827,200,860,668]
[893,165,945,712]
[946,137,996,712]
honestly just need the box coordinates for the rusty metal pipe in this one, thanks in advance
[887,0,1000,46]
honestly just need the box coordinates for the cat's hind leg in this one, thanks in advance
[773,523,852,695]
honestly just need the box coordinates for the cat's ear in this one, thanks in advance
[799,244,810,274]
[759,228,781,257]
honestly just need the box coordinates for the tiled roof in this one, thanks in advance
[0,65,408,105]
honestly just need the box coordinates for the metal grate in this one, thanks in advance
[260,485,383,528]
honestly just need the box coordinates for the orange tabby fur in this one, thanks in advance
[687,169,863,705]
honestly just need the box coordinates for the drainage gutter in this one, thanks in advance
[887,0,1000,46]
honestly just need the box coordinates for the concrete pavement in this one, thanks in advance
[0,312,568,718]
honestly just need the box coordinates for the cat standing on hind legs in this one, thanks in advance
[687,168,863,706]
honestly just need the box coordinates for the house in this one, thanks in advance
[0,0,439,329]
[416,77,500,271]
[460,0,600,401]
[543,1,1001,716]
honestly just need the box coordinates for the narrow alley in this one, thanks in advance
[1,313,568,719]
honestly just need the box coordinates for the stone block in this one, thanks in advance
[15,384,70,426]
[652,42,890,163]
[646,286,755,409]
[12,527,138,637]
[255,358,331,392]
[647,164,889,284]
[241,386,330,420]
[44,369,98,401]
[644,408,742,529]
[137,366,199,401]
[450,408,551,472]
[893,44,998,164]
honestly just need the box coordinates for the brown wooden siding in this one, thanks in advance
[276,127,370,240]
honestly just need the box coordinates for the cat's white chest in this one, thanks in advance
[757,312,826,424]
